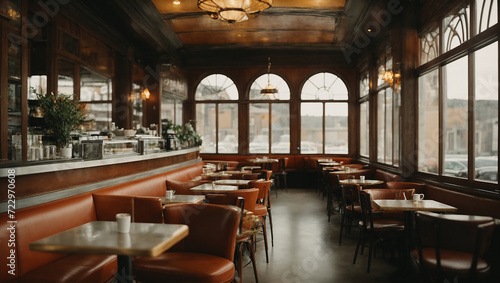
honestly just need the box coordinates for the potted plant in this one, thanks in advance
[183,121,202,147]
[37,93,87,158]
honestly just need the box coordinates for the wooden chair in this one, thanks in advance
[413,211,496,283]
[327,173,343,222]
[247,179,273,263]
[339,184,362,246]
[353,191,405,273]
[273,157,288,192]
[132,204,240,283]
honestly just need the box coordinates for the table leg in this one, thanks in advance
[117,255,133,283]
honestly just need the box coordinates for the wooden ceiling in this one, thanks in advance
[151,0,373,52]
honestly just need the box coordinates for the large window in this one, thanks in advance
[359,72,370,157]
[417,0,498,187]
[301,72,349,154]
[376,47,400,166]
[79,66,112,131]
[195,74,239,154]
[249,74,290,154]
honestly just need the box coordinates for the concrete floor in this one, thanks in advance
[240,188,420,283]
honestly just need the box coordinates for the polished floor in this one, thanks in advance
[240,188,419,283]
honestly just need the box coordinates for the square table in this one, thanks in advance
[189,183,238,193]
[160,194,205,205]
[30,221,189,283]
[372,199,458,213]
[372,199,458,258]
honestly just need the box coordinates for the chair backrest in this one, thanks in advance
[364,188,415,200]
[414,211,496,275]
[279,157,289,171]
[134,196,164,223]
[163,203,240,261]
[205,189,259,212]
[385,181,426,194]
[248,180,272,203]
[341,184,361,210]
[328,173,342,199]
[93,194,134,221]
[258,169,273,180]
[358,191,374,231]
[165,179,204,195]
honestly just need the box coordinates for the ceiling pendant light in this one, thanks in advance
[198,0,273,23]
[260,57,278,96]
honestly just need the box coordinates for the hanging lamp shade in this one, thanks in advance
[261,57,278,95]
[198,0,273,23]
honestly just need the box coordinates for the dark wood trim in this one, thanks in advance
[0,18,7,161]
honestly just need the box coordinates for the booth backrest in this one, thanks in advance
[96,173,168,197]
[424,184,500,219]
[165,163,204,182]
[14,193,97,278]
[93,194,134,221]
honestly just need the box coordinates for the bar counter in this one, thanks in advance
[0,147,200,212]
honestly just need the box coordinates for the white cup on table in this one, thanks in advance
[360,175,365,182]
[116,213,131,233]
[413,193,425,202]
[166,190,175,199]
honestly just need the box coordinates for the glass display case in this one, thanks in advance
[81,139,138,160]
[137,136,164,155]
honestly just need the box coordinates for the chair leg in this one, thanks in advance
[339,211,345,246]
[267,209,274,247]
[247,241,259,283]
[283,173,287,192]
[353,230,362,264]
[259,216,269,263]
[367,240,373,273]
[238,242,244,283]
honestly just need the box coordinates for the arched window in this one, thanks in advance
[249,74,290,153]
[301,72,348,154]
[195,74,238,153]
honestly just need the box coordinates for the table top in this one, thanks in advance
[30,221,189,257]
[247,158,279,163]
[241,166,261,170]
[372,199,458,212]
[190,183,238,193]
[319,162,341,166]
[224,170,252,174]
[214,179,252,186]
[159,194,205,205]
[201,172,232,178]
[339,179,384,186]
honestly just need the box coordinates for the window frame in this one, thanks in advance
[300,72,350,155]
[416,0,499,192]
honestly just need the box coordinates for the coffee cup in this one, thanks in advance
[360,175,365,182]
[116,213,131,233]
[166,190,175,199]
[413,193,424,202]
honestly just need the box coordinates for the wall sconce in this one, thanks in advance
[141,88,150,100]
[380,64,402,91]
